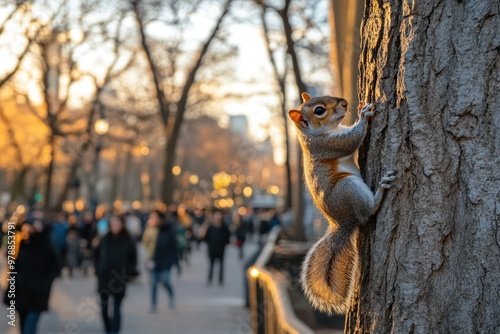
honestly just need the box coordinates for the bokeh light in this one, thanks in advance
[172,166,182,176]
[94,119,109,135]
[243,186,252,197]
[189,174,199,185]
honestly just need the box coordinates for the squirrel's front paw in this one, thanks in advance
[358,103,376,119]
[379,170,396,189]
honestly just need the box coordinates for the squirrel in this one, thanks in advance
[288,92,395,315]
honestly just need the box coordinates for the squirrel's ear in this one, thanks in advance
[289,110,308,128]
[301,92,311,103]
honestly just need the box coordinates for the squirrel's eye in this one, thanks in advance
[314,106,326,116]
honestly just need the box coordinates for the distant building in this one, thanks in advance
[229,115,248,139]
[259,136,273,156]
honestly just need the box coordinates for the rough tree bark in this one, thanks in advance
[346,1,500,333]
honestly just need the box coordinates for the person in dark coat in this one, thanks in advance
[204,210,230,285]
[94,214,137,334]
[232,213,247,260]
[149,210,178,312]
[50,211,69,276]
[78,211,96,276]
[4,213,58,334]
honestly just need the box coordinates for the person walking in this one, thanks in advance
[141,212,159,262]
[191,208,206,250]
[3,212,58,334]
[78,211,96,276]
[50,211,69,276]
[257,209,272,245]
[124,209,142,242]
[148,210,178,312]
[94,214,137,334]
[176,205,192,265]
[204,210,230,286]
[66,215,81,277]
[231,212,247,259]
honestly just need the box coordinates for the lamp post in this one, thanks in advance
[91,114,109,210]
[140,142,151,205]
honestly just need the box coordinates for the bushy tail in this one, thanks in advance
[300,227,359,315]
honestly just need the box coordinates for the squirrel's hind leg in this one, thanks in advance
[372,170,396,215]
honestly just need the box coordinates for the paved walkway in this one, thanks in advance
[1,241,257,334]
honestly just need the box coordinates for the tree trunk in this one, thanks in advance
[44,134,55,210]
[109,152,121,204]
[328,0,363,124]
[56,164,78,209]
[161,137,176,205]
[346,1,500,333]
[279,0,307,241]
[11,167,28,202]
[281,101,293,210]
[259,7,293,210]
[122,147,133,201]
[160,0,231,205]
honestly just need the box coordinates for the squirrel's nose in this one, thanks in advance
[341,101,348,108]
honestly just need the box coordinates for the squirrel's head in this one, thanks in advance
[288,93,349,135]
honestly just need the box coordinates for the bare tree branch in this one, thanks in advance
[0,2,28,35]
[172,0,233,139]
[20,93,50,128]
[131,0,171,124]
[0,2,64,88]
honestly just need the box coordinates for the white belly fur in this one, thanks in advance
[338,153,375,203]
[337,153,361,177]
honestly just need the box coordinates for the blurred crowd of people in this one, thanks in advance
[0,203,282,334]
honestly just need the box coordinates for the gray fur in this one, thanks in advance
[292,98,395,315]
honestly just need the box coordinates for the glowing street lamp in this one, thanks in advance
[249,267,259,278]
[91,115,109,210]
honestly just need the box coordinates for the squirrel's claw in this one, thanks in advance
[379,170,397,188]
[360,103,375,119]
